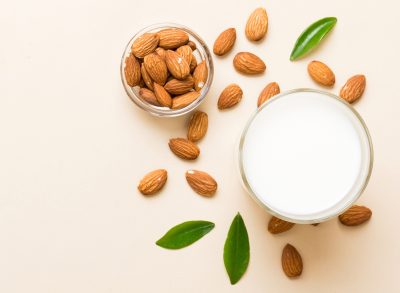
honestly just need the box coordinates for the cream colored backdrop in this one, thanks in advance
[1,0,399,292]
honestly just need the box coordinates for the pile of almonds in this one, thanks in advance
[124,28,208,109]
[134,6,371,281]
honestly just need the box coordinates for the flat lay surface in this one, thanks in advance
[1,0,399,292]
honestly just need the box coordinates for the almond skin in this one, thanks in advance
[143,53,168,85]
[164,77,194,95]
[172,91,201,109]
[218,84,243,110]
[169,138,200,160]
[140,63,153,90]
[190,56,197,73]
[257,82,280,107]
[124,54,141,87]
[185,170,217,197]
[233,52,266,74]
[268,216,295,234]
[139,88,159,106]
[213,28,236,56]
[187,111,208,142]
[157,29,189,49]
[153,83,172,108]
[339,205,372,226]
[187,41,197,51]
[137,169,167,195]
[282,244,303,278]
[131,33,159,58]
[245,7,268,41]
[339,75,366,103]
[165,50,190,80]
[307,60,335,86]
[176,45,193,67]
[155,47,166,60]
[193,61,208,91]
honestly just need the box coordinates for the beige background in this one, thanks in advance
[1,0,399,292]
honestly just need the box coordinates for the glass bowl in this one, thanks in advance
[237,89,374,224]
[120,23,214,117]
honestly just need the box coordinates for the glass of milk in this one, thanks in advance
[238,89,373,224]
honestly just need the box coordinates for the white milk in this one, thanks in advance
[240,90,372,222]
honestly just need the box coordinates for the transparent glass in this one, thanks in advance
[120,23,214,117]
[237,89,374,224]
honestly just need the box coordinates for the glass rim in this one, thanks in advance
[120,22,214,118]
[238,88,374,224]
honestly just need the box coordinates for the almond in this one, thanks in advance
[143,53,168,85]
[268,216,295,234]
[153,83,172,108]
[172,91,200,109]
[193,61,208,91]
[157,29,189,49]
[124,54,141,87]
[164,77,194,95]
[187,111,208,142]
[137,169,167,195]
[339,75,366,103]
[282,244,303,278]
[339,205,372,226]
[190,56,197,73]
[169,138,200,160]
[140,63,153,90]
[185,170,217,197]
[307,60,335,86]
[213,28,236,56]
[165,50,190,80]
[218,84,243,110]
[233,52,266,74]
[187,41,197,51]
[257,82,280,107]
[176,45,193,67]
[139,88,159,106]
[155,47,166,60]
[131,33,159,58]
[245,7,268,41]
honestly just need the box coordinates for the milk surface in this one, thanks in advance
[241,91,371,221]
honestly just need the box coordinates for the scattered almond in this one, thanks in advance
[164,77,194,95]
[187,111,208,142]
[213,28,236,56]
[153,83,172,108]
[143,53,168,85]
[139,88,159,106]
[158,29,189,49]
[307,60,335,86]
[131,33,159,58]
[268,216,295,234]
[185,170,217,196]
[169,138,200,160]
[233,52,266,74]
[124,54,141,87]
[137,169,168,195]
[165,50,190,80]
[339,205,372,226]
[172,91,201,109]
[141,63,154,90]
[193,61,208,91]
[218,84,243,110]
[282,244,303,278]
[339,75,366,103]
[257,82,280,107]
[245,7,268,41]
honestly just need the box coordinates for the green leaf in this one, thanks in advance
[156,220,215,249]
[290,17,337,61]
[223,213,250,285]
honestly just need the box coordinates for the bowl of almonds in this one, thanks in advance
[121,23,213,117]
